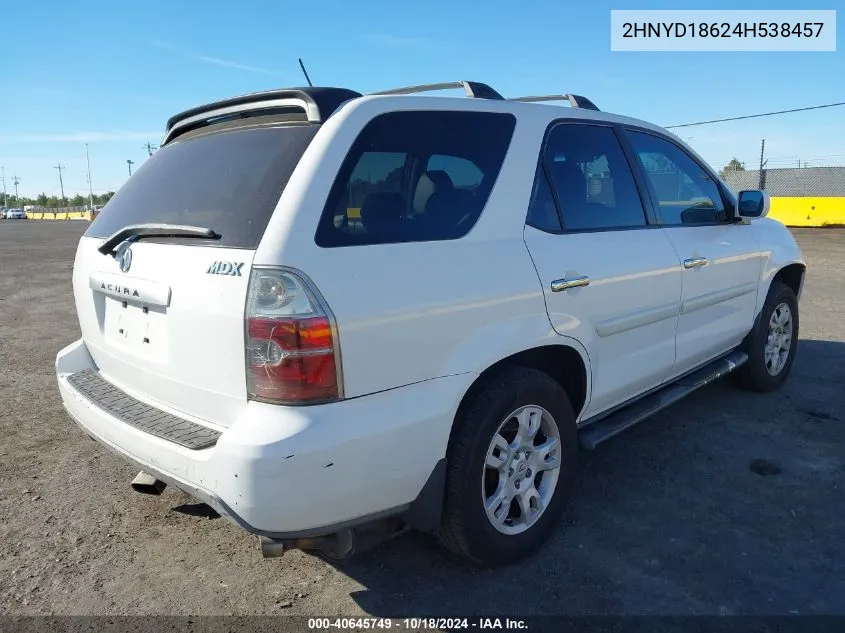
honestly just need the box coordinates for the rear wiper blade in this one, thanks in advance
[98,223,221,256]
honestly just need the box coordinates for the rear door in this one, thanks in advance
[623,129,764,378]
[73,121,317,427]
[523,121,683,419]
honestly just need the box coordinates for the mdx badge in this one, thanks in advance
[207,261,244,276]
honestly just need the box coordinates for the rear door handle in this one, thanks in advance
[683,257,709,269]
[551,276,591,292]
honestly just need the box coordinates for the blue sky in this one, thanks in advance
[1,0,842,199]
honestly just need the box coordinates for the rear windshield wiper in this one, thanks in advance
[98,223,221,256]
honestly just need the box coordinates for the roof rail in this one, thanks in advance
[370,81,504,100]
[509,94,600,111]
[163,87,362,144]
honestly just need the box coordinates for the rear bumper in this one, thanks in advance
[56,338,469,537]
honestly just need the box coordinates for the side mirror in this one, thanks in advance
[737,189,770,219]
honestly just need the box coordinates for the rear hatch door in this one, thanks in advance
[72,120,317,428]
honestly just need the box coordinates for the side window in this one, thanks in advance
[627,130,727,225]
[315,111,516,247]
[412,154,485,214]
[526,166,561,232]
[339,152,407,233]
[427,155,484,190]
[349,152,407,205]
[543,124,646,231]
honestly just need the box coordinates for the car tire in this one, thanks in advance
[734,281,799,393]
[436,366,578,566]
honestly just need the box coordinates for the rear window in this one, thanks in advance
[315,110,516,247]
[86,124,318,249]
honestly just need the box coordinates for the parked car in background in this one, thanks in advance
[5,208,25,219]
[56,82,805,567]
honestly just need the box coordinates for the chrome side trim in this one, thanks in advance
[595,302,679,338]
[681,282,758,315]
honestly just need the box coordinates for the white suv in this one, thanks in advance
[56,81,805,566]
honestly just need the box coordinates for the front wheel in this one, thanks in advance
[734,281,799,392]
[436,367,578,566]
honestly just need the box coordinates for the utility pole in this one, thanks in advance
[143,142,157,157]
[757,139,767,190]
[13,175,21,205]
[1,166,7,208]
[54,164,65,205]
[127,159,134,177]
[85,144,94,211]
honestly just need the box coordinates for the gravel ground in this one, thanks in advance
[0,221,843,616]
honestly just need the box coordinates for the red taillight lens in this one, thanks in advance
[247,316,338,403]
[245,268,341,405]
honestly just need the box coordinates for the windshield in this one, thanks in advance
[86,124,318,249]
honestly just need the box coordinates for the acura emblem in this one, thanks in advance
[117,246,133,273]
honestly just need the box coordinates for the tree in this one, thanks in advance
[94,192,115,205]
[719,158,745,178]
[13,191,116,209]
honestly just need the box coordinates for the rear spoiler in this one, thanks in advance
[162,87,362,145]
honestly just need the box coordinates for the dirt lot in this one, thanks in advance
[0,220,843,616]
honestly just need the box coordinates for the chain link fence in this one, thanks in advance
[723,166,845,197]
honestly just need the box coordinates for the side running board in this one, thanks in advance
[578,350,748,451]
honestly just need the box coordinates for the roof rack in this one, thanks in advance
[371,83,600,110]
[509,94,601,111]
[162,83,601,145]
[163,87,362,144]
[370,81,505,100]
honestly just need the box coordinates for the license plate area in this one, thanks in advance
[103,296,169,361]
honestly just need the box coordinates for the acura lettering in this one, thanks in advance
[100,283,140,298]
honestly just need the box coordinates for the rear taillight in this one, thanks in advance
[245,268,341,404]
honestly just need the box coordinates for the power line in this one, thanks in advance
[51,183,121,193]
[666,101,845,129]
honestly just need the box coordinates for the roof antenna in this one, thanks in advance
[298,58,313,87]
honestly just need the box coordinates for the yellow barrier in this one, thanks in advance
[24,211,94,221]
[769,197,845,227]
